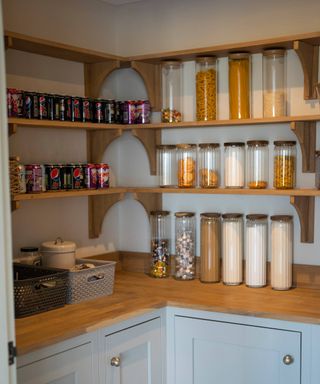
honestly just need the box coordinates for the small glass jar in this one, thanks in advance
[246,140,269,189]
[263,48,286,117]
[273,141,296,189]
[157,144,177,187]
[175,212,196,280]
[196,56,217,121]
[271,215,293,290]
[222,213,243,285]
[245,214,268,288]
[224,142,245,188]
[15,246,41,265]
[228,52,251,119]
[150,211,171,278]
[200,213,221,283]
[177,144,197,188]
[161,60,182,123]
[198,143,220,188]
[316,151,320,189]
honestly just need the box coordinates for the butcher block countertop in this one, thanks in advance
[15,271,320,356]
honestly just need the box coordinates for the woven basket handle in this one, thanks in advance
[33,281,57,291]
[87,273,105,283]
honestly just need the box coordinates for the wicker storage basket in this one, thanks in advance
[66,259,116,304]
[14,263,68,318]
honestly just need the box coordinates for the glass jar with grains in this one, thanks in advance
[273,141,296,189]
[196,56,217,121]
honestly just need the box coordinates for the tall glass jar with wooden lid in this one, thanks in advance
[273,141,296,189]
[263,48,286,117]
[196,56,217,121]
[228,52,251,119]
[200,213,221,283]
[161,60,182,123]
[246,140,269,189]
[199,143,220,188]
[177,144,197,188]
[157,144,177,187]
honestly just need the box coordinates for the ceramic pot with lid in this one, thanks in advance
[41,237,76,269]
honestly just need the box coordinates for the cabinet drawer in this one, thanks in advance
[17,342,95,384]
[175,315,301,384]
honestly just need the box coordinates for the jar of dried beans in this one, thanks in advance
[177,144,197,188]
[273,141,296,189]
[161,60,182,123]
[150,211,171,278]
[196,56,217,121]
[198,143,220,188]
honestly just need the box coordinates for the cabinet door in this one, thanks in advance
[105,318,162,384]
[175,316,301,384]
[17,342,95,384]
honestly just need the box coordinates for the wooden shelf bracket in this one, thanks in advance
[131,192,162,216]
[89,193,125,238]
[130,61,162,111]
[290,121,316,173]
[87,129,123,163]
[294,40,319,100]
[8,123,17,136]
[290,195,315,243]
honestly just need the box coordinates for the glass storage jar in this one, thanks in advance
[150,211,171,278]
[228,52,251,119]
[245,214,268,288]
[196,56,217,121]
[198,143,220,188]
[177,144,197,188]
[263,48,286,117]
[224,142,245,188]
[273,141,296,189]
[246,140,269,189]
[271,215,293,290]
[200,213,221,283]
[161,60,182,123]
[175,212,196,280]
[222,213,243,285]
[316,150,320,189]
[157,144,177,187]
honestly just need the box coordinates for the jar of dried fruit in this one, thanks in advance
[196,56,217,121]
[177,144,197,188]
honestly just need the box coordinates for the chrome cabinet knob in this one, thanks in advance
[110,356,121,367]
[283,355,294,365]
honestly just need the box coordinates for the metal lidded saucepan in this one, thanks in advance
[40,237,76,269]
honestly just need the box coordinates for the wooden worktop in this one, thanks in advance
[15,271,320,356]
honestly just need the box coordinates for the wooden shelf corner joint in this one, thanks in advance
[130,61,162,111]
[293,40,319,100]
[8,123,17,136]
[11,200,20,211]
[88,193,125,238]
[131,192,162,216]
[290,195,315,243]
[290,121,316,173]
[131,128,161,175]
[84,60,121,98]
[87,129,123,163]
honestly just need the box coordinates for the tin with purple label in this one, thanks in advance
[84,163,97,189]
[135,100,151,124]
[25,164,43,193]
[96,163,110,189]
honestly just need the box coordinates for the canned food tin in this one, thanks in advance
[136,100,151,124]
[84,164,97,189]
[53,95,65,121]
[115,101,123,123]
[23,91,33,119]
[73,97,81,122]
[96,163,110,189]
[94,99,104,123]
[32,93,39,119]
[39,94,48,120]
[105,100,115,123]
[122,100,136,124]
[8,88,23,117]
[25,164,43,193]
[46,94,54,120]
[82,98,93,122]
[45,164,62,191]
[71,163,84,189]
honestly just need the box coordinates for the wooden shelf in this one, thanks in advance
[4,30,124,63]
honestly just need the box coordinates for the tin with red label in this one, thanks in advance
[8,88,23,117]
[96,163,110,189]
[25,164,43,193]
[82,98,93,122]
[84,164,97,189]
[94,99,104,123]
[135,100,151,124]
[73,97,81,122]
[39,94,48,120]
[45,164,62,190]
[71,163,84,189]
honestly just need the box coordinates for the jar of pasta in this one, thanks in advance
[161,60,182,123]
[247,140,269,189]
[224,142,245,188]
[196,56,217,121]
[150,210,171,278]
[263,48,286,117]
[228,52,251,119]
[157,144,177,187]
[273,141,296,189]
[198,143,220,188]
[177,144,197,188]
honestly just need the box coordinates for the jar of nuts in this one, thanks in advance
[273,141,296,189]
[177,144,197,188]
[198,143,220,188]
[196,56,217,121]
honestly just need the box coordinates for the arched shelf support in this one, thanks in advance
[294,40,319,100]
[87,129,123,163]
[131,192,162,216]
[84,60,121,98]
[290,121,316,173]
[290,195,315,243]
[130,61,162,111]
[89,193,125,238]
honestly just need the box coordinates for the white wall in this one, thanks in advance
[3,0,320,265]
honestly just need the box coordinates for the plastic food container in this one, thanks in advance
[41,237,76,269]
